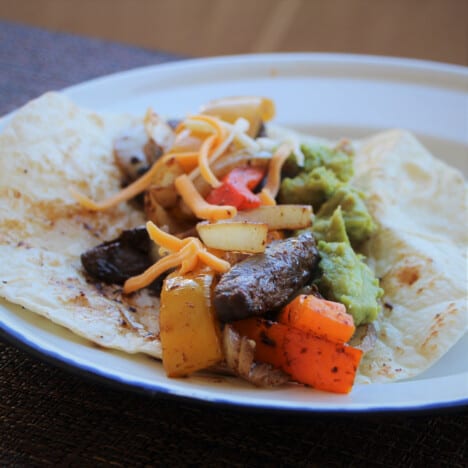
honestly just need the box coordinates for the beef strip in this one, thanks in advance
[81,227,163,292]
[214,232,319,322]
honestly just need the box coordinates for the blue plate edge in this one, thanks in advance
[1,320,467,415]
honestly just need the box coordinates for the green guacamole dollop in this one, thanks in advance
[281,142,382,325]
[279,166,340,210]
[279,143,353,210]
[318,239,384,326]
[313,186,376,246]
[301,143,354,181]
[314,207,383,325]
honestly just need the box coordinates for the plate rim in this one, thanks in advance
[63,52,468,95]
[1,52,467,413]
[2,319,467,414]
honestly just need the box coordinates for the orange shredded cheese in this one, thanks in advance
[174,174,237,221]
[178,240,201,274]
[70,156,172,211]
[71,110,276,227]
[146,221,188,251]
[198,135,221,188]
[175,114,234,188]
[171,128,204,154]
[258,188,277,206]
[123,221,230,294]
[189,114,226,144]
[179,114,225,143]
[186,117,248,189]
[123,245,191,294]
[197,249,232,272]
[187,115,230,187]
[168,151,200,172]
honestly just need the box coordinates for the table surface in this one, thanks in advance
[0,20,467,467]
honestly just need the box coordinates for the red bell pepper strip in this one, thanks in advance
[206,167,265,210]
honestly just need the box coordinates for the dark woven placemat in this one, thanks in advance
[0,20,467,467]
[1,340,467,467]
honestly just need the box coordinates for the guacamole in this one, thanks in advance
[302,143,354,181]
[281,141,382,325]
[318,240,383,325]
[314,207,383,325]
[314,205,349,243]
[279,166,341,209]
[279,143,354,210]
[313,186,376,246]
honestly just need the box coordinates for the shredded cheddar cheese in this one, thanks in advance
[178,240,202,274]
[256,143,292,206]
[226,123,260,152]
[72,109,278,223]
[146,221,189,251]
[214,118,250,158]
[171,128,203,152]
[123,221,230,294]
[182,114,226,144]
[258,188,277,206]
[198,135,221,188]
[168,151,200,172]
[70,155,171,211]
[174,174,237,221]
[124,245,192,294]
[188,117,247,185]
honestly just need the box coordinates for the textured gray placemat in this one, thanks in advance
[0,20,181,115]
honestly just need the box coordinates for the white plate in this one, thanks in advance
[1,53,467,412]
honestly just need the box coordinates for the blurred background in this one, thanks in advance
[0,0,466,65]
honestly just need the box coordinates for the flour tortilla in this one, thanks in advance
[0,93,162,357]
[0,93,466,383]
[352,130,467,382]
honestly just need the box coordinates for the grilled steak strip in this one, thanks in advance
[81,227,159,287]
[214,232,319,322]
